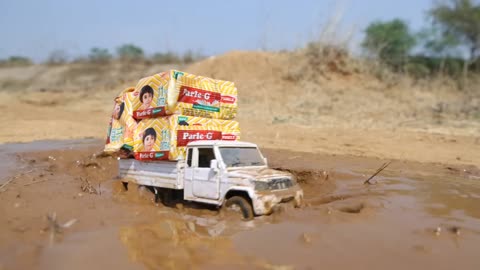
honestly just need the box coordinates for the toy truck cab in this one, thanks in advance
[119,140,304,220]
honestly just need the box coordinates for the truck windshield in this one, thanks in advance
[219,147,265,167]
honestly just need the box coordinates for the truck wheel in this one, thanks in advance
[151,188,172,207]
[161,189,173,207]
[224,196,254,221]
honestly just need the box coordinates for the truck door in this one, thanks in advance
[183,147,195,199]
[191,147,220,199]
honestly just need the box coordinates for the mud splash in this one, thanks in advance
[0,140,479,270]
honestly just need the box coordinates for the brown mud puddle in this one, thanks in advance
[0,140,479,270]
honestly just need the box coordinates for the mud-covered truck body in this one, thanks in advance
[118,140,303,219]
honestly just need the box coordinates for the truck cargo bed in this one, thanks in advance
[118,159,184,189]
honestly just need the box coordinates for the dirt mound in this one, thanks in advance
[186,49,378,91]
[186,51,289,85]
[186,50,480,134]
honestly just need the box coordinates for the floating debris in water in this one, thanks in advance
[42,212,77,245]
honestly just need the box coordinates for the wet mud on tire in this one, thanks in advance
[224,196,254,221]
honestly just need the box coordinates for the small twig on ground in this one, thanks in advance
[0,169,34,192]
[0,177,17,192]
[80,177,98,194]
[364,161,392,185]
[24,179,49,186]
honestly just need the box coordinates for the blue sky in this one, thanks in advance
[0,0,433,62]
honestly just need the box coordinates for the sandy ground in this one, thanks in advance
[0,51,479,166]
[0,88,479,166]
[0,140,479,270]
[0,51,479,269]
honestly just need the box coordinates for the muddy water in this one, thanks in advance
[0,140,479,270]
[0,139,100,182]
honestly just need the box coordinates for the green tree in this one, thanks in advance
[117,44,144,61]
[419,27,459,57]
[418,26,461,74]
[88,47,112,63]
[430,0,480,62]
[362,19,416,70]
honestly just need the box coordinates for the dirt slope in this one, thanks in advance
[187,50,480,132]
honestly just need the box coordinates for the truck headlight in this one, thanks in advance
[253,178,295,190]
[252,180,270,191]
[290,176,297,185]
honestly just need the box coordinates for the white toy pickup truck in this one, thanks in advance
[118,140,304,220]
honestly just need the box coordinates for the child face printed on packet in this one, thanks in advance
[112,102,125,120]
[142,127,157,152]
[139,85,154,110]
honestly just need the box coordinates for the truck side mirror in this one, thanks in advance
[263,157,268,165]
[210,159,218,169]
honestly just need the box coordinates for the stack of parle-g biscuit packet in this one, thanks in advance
[104,70,240,161]
[104,87,137,153]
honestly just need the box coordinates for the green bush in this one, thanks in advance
[46,50,68,65]
[181,50,205,64]
[0,56,33,67]
[409,55,466,77]
[152,51,181,64]
[88,47,112,63]
[117,44,144,61]
[405,62,431,78]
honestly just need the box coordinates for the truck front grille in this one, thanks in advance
[268,178,293,190]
